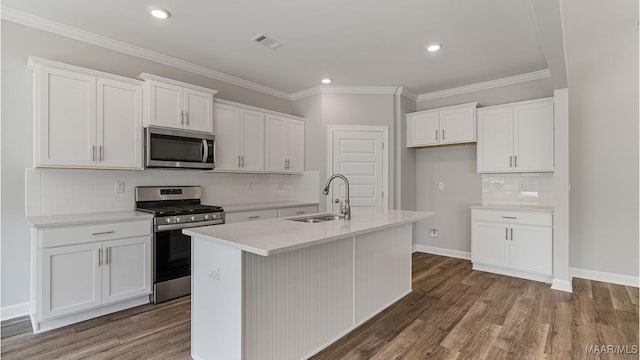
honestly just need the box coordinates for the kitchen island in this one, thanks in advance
[184,208,435,360]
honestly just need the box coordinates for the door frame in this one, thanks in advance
[327,125,390,210]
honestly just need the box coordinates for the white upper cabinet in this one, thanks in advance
[139,73,217,133]
[477,97,554,173]
[266,115,305,173]
[30,57,143,170]
[406,102,477,147]
[213,103,265,172]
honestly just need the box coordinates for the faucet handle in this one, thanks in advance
[334,198,344,213]
[334,198,340,204]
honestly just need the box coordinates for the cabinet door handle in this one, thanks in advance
[238,155,241,168]
[180,110,184,124]
[92,231,115,236]
[510,155,513,168]
[442,129,445,140]
[435,129,438,141]
[106,247,110,265]
[510,228,513,241]
[505,227,509,240]
[92,145,97,162]
[185,111,189,125]
[98,248,102,267]
[514,155,517,167]
[248,216,260,220]
[241,156,244,168]
[99,145,104,162]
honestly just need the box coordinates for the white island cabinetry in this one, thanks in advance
[185,208,434,360]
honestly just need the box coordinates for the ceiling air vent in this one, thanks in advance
[251,33,285,50]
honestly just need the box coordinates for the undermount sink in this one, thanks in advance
[288,214,345,223]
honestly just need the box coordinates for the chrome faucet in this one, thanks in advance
[322,174,351,220]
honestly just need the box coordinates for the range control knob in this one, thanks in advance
[175,217,181,223]
[165,218,171,224]
[204,214,210,220]
[190,216,196,221]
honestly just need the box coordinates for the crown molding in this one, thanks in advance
[395,87,418,101]
[417,69,551,102]
[1,6,292,100]
[291,85,401,101]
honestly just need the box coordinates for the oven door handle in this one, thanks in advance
[156,219,224,232]
[202,139,208,163]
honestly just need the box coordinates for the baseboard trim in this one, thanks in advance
[551,279,573,293]
[412,244,471,260]
[1,302,31,321]
[473,263,553,284]
[570,267,639,288]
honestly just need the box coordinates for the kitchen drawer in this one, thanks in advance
[472,209,552,227]
[41,220,152,248]
[278,205,319,217]
[225,209,278,224]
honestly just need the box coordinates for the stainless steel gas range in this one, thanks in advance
[135,186,225,303]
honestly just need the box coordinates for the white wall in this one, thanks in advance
[293,93,396,212]
[0,20,304,312]
[562,0,639,278]
[396,94,416,211]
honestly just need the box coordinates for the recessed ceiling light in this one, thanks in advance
[321,78,332,84]
[426,44,442,52]
[150,8,170,19]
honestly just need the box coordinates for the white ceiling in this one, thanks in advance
[3,0,550,95]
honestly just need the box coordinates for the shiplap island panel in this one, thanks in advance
[184,208,435,360]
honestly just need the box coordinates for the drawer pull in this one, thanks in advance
[296,211,306,214]
[248,216,260,220]
[92,231,115,236]
[501,216,517,219]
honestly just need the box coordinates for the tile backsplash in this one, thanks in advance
[26,168,319,217]
[481,173,554,206]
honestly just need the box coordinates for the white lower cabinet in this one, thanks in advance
[225,209,278,224]
[277,205,318,217]
[471,208,552,282]
[33,219,152,333]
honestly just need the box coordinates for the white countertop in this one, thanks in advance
[27,211,154,228]
[220,201,319,213]
[184,208,436,256]
[470,204,554,213]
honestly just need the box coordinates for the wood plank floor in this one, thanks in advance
[2,253,638,359]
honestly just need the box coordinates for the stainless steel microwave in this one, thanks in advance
[145,126,215,170]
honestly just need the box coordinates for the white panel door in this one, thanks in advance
[440,106,475,144]
[241,109,266,171]
[514,101,554,172]
[477,108,514,172]
[286,120,305,173]
[102,237,151,304]
[409,112,439,146]
[471,221,509,268]
[213,104,241,170]
[96,78,143,169]
[331,129,384,211]
[184,88,213,132]
[509,225,553,275]
[42,243,102,319]
[38,67,96,167]
[265,115,287,172]
[148,80,183,129]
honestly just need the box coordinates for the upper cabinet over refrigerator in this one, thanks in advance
[406,102,478,148]
[138,73,217,133]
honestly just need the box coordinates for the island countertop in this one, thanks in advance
[184,208,436,256]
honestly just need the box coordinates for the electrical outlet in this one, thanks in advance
[208,267,220,280]
[519,182,526,191]
[438,182,445,190]
[115,181,125,194]
[429,228,438,237]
